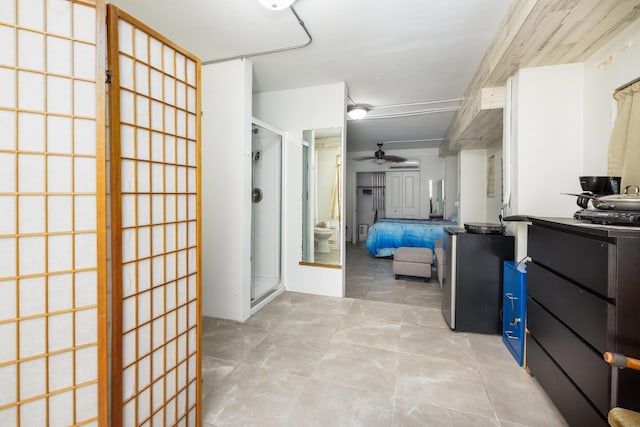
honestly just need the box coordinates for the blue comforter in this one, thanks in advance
[365,219,455,257]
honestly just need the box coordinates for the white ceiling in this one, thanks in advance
[108,0,511,153]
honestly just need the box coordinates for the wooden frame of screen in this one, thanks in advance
[106,4,202,426]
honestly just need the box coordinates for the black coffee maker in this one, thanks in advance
[576,176,621,208]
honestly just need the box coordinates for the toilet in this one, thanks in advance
[314,227,333,253]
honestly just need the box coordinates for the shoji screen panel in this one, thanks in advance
[0,0,108,426]
[107,5,201,427]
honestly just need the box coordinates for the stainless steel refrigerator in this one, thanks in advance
[442,227,514,334]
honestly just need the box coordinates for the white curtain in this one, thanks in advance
[608,81,640,190]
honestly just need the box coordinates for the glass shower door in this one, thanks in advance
[251,123,282,303]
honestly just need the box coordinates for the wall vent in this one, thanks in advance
[389,159,420,169]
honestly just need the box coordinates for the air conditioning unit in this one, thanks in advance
[389,159,420,169]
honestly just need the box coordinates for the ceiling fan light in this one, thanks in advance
[374,158,386,164]
[347,105,368,120]
[257,0,296,10]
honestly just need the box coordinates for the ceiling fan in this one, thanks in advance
[354,142,407,164]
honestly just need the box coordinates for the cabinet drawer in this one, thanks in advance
[527,298,610,416]
[527,262,610,353]
[528,225,610,297]
[527,333,607,427]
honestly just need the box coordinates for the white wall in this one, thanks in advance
[458,149,488,225]
[445,154,459,221]
[583,18,640,175]
[504,63,583,260]
[201,59,253,321]
[253,83,347,297]
[346,147,446,241]
[486,144,503,222]
[509,63,584,218]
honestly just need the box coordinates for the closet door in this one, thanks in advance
[385,171,421,218]
[385,171,403,218]
[0,0,108,425]
[107,5,201,426]
[402,171,420,218]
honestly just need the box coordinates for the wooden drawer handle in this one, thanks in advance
[604,352,640,371]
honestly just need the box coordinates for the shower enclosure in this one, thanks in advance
[251,121,283,305]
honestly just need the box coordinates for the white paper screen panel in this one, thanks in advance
[0,0,104,426]
[107,5,201,427]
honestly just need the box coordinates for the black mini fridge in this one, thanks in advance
[442,226,514,334]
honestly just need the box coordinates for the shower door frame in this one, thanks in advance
[249,118,284,311]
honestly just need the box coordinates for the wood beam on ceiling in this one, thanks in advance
[445,0,640,153]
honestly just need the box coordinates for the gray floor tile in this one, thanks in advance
[479,364,569,426]
[346,299,404,323]
[333,316,401,351]
[345,284,370,299]
[202,362,309,426]
[392,397,501,427]
[312,342,398,395]
[399,323,475,362]
[401,305,449,329]
[266,311,345,339]
[365,286,406,304]
[403,288,442,308]
[286,378,393,427]
[396,352,495,418]
[243,331,331,376]
[197,243,566,426]
[467,332,522,372]
[291,293,354,315]
[201,355,238,400]
[201,327,268,362]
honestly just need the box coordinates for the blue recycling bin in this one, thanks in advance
[503,261,527,366]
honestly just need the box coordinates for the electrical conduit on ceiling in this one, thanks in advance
[202,6,312,65]
[346,96,463,120]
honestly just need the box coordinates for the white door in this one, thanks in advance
[403,171,421,218]
[385,172,403,218]
[386,171,421,218]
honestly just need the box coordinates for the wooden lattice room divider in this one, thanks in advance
[0,0,108,425]
[0,1,202,425]
[107,5,202,426]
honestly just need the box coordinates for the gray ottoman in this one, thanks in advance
[393,247,433,282]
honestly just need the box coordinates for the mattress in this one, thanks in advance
[365,219,456,257]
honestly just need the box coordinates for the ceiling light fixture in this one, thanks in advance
[257,0,297,10]
[347,105,369,120]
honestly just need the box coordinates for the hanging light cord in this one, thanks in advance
[202,6,312,65]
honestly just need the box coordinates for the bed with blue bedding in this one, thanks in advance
[365,218,457,257]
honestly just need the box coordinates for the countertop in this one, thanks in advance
[528,217,640,238]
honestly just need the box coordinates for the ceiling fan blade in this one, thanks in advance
[353,156,375,161]
[384,155,407,163]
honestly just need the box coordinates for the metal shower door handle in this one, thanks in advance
[253,188,263,203]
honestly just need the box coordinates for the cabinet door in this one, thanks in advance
[385,172,403,218]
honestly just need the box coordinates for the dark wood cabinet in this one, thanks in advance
[526,218,640,427]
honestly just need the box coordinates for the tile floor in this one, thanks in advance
[201,244,568,426]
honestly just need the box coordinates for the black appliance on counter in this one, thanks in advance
[574,209,640,225]
[442,225,514,334]
[572,175,640,225]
